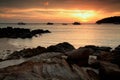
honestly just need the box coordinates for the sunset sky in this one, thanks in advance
[0,0,120,23]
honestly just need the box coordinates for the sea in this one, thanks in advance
[0,23,120,55]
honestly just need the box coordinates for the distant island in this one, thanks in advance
[72,22,81,25]
[0,27,51,38]
[17,22,26,25]
[47,22,54,25]
[96,16,120,24]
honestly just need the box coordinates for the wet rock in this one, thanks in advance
[72,64,99,80]
[0,53,81,80]
[99,61,120,80]
[111,45,120,66]
[85,45,112,52]
[66,47,94,66]
[97,51,113,62]
[0,52,100,80]
[85,45,98,51]
[7,46,46,60]
[98,47,112,52]
[0,27,51,39]
[46,42,75,53]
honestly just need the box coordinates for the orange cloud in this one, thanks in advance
[0,8,120,23]
[44,2,49,6]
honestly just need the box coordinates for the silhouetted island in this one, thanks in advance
[62,23,68,25]
[72,22,81,25]
[17,22,26,25]
[47,22,54,25]
[0,27,51,38]
[96,16,120,24]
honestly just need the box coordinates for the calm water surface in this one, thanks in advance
[0,23,120,53]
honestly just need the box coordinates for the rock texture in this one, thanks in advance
[1,42,120,80]
[46,42,75,53]
[99,61,120,80]
[0,52,99,80]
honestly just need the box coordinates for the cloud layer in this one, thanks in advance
[0,0,120,23]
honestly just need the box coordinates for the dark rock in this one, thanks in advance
[99,61,120,80]
[111,45,120,66]
[87,69,100,80]
[0,27,51,39]
[85,45,98,50]
[98,47,112,52]
[0,52,100,80]
[85,45,112,52]
[7,46,46,60]
[46,42,75,53]
[72,64,99,80]
[97,51,113,62]
[66,47,94,66]
[0,53,82,80]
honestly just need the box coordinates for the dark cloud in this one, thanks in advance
[0,0,120,23]
[0,0,120,11]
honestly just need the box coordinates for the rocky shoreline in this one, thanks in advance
[0,42,120,80]
[0,27,51,38]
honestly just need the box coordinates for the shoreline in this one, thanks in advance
[0,42,120,80]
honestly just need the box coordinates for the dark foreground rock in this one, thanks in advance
[99,61,120,80]
[47,42,75,53]
[1,42,120,80]
[0,52,99,80]
[66,47,94,66]
[0,27,51,38]
[111,45,120,66]
[7,46,46,60]
[6,42,75,60]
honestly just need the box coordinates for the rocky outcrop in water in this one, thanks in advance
[0,27,51,38]
[47,22,54,25]
[6,42,75,60]
[72,22,81,25]
[0,42,120,80]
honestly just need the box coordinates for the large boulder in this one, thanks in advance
[0,52,99,80]
[66,47,94,66]
[97,51,113,62]
[111,45,120,66]
[85,45,112,52]
[46,42,75,53]
[99,61,120,80]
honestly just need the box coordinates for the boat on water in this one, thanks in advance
[17,22,26,25]
[72,22,81,25]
